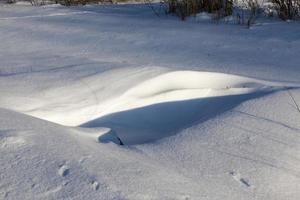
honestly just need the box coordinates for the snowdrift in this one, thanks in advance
[82,70,289,144]
[1,69,298,145]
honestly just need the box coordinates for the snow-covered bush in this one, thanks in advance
[272,0,300,20]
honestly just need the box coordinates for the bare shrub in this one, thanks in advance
[57,0,86,6]
[247,0,259,26]
[164,0,233,20]
[6,0,17,3]
[235,0,260,27]
[272,0,300,20]
[29,0,46,6]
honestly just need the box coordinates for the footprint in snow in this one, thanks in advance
[229,171,251,188]
[58,165,69,177]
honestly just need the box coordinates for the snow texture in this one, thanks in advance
[1,3,300,200]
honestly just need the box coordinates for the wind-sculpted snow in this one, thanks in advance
[1,69,298,144]
[81,70,297,144]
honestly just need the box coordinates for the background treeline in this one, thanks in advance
[4,0,123,5]
[4,0,300,21]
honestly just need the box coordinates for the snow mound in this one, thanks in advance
[81,70,296,144]
[1,69,298,145]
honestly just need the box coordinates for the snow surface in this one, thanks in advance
[1,3,300,200]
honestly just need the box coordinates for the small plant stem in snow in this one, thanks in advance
[287,89,300,114]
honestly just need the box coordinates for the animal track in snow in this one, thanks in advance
[79,155,92,164]
[58,165,70,177]
[42,186,62,197]
[229,171,251,188]
[91,181,100,191]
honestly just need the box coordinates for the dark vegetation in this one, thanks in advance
[165,0,233,20]
[164,0,299,22]
[272,0,300,20]
[4,0,300,21]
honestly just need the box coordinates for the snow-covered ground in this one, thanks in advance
[1,3,300,200]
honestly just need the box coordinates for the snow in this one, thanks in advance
[1,3,300,200]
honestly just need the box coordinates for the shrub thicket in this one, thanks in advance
[165,0,233,20]
[5,0,300,21]
[272,0,300,20]
[23,0,113,6]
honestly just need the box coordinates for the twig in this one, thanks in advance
[117,136,124,145]
[287,89,300,113]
